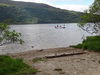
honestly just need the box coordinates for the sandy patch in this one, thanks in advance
[6,47,100,75]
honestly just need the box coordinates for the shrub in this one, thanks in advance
[71,36,100,52]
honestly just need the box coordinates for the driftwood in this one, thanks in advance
[45,52,85,58]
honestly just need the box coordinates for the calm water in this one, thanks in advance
[0,23,91,54]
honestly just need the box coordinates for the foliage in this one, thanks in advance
[71,36,100,52]
[0,20,24,45]
[0,55,38,75]
[0,0,82,24]
[78,0,100,35]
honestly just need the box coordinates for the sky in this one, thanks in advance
[12,0,94,12]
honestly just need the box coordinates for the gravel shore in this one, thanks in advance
[7,47,100,75]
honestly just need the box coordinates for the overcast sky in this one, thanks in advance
[12,0,94,12]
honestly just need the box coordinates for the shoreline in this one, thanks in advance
[6,47,84,57]
[6,47,100,75]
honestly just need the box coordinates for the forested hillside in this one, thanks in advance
[0,0,83,24]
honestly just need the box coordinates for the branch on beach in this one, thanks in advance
[45,52,86,58]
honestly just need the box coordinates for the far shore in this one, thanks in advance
[6,47,100,75]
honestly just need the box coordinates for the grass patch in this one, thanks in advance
[0,55,38,75]
[32,57,43,62]
[98,61,100,63]
[54,68,62,71]
[71,36,100,52]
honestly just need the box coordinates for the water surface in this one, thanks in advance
[0,23,91,54]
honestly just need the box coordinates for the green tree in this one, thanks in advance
[78,0,100,35]
[0,20,24,45]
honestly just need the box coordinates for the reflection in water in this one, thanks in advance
[0,23,91,54]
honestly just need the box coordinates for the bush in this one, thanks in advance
[71,36,100,52]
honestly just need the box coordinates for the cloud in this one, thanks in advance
[48,0,84,1]
[12,0,89,12]
[56,5,89,12]
[12,0,84,3]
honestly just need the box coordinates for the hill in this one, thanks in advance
[0,0,83,24]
